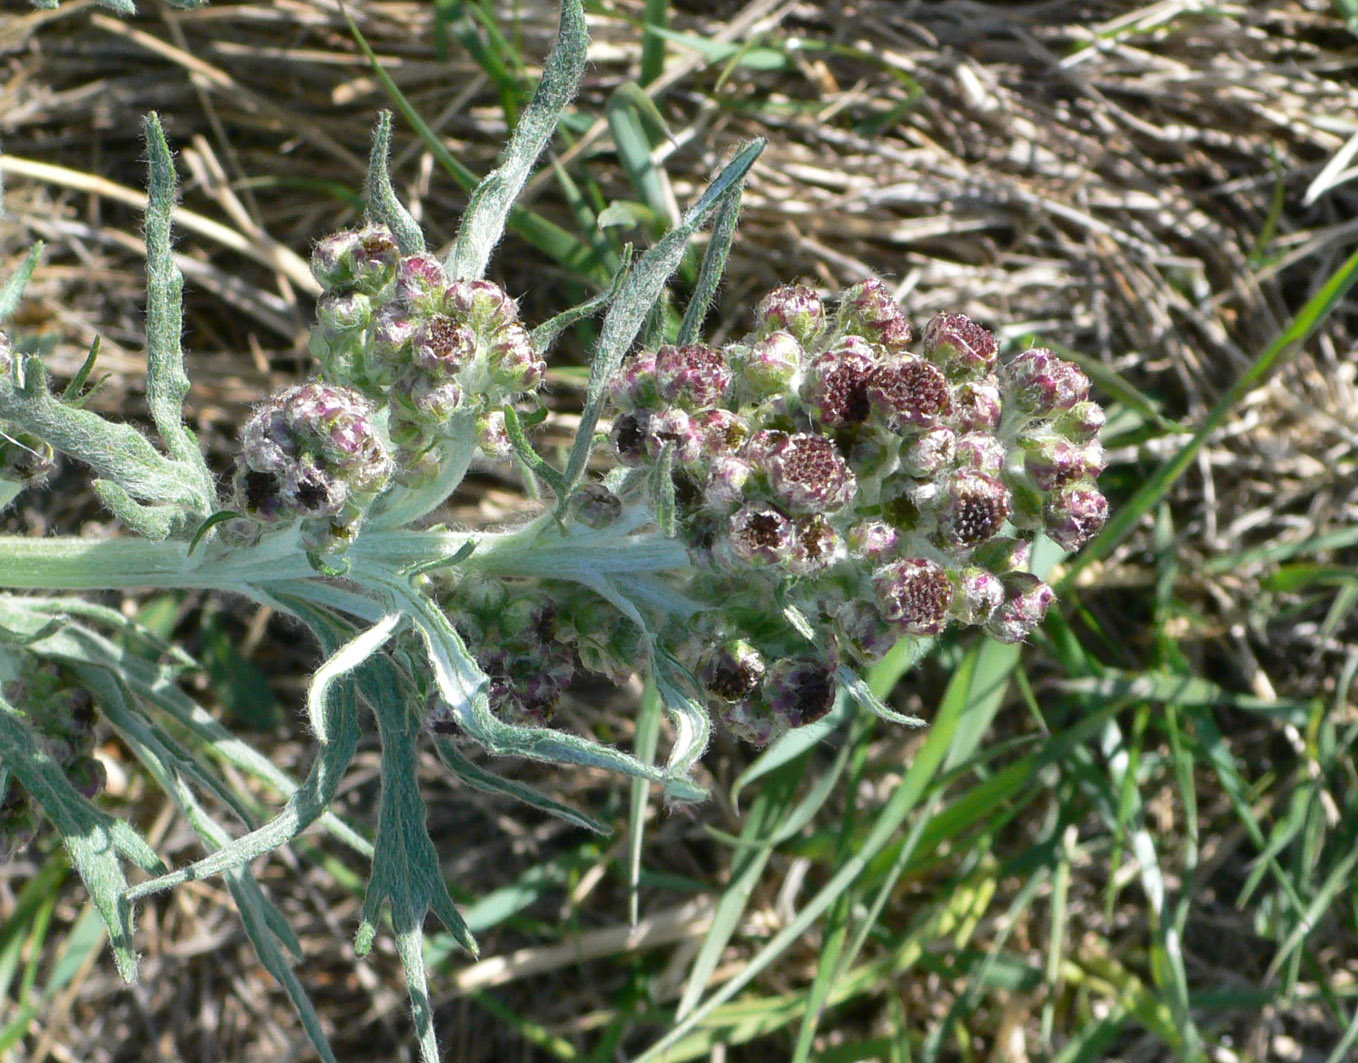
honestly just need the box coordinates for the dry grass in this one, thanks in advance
[2,1,1357,1060]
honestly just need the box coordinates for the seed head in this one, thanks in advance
[873,558,954,635]
[804,337,878,429]
[937,469,1011,548]
[866,358,952,431]
[763,656,838,729]
[766,433,856,512]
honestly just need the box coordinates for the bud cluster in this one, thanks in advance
[606,279,1108,744]
[0,656,105,860]
[229,225,548,553]
[307,226,545,454]
[0,331,56,489]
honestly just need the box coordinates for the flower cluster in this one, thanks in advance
[607,279,1108,744]
[0,657,105,859]
[229,225,548,552]
[0,332,55,488]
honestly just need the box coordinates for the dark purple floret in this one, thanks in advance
[867,358,952,431]
[937,470,1011,548]
[766,433,856,512]
[873,558,954,636]
[654,343,733,410]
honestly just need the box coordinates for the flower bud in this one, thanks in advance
[476,410,513,458]
[1002,348,1090,417]
[487,324,545,392]
[971,536,1032,574]
[734,331,802,399]
[704,455,754,510]
[900,426,956,479]
[406,379,465,423]
[873,558,954,635]
[720,698,780,747]
[949,567,1004,625]
[644,407,704,465]
[315,291,371,335]
[866,358,952,432]
[922,311,998,379]
[953,432,1006,477]
[765,433,856,513]
[936,469,1011,549]
[756,284,826,346]
[694,408,750,457]
[950,382,1003,433]
[804,337,877,428]
[847,520,900,561]
[833,599,898,665]
[445,279,517,331]
[984,572,1055,643]
[395,252,450,307]
[838,278,912,351]
[310,225,399,295]
[567,483,622,528]
[1055,400,1106,442]
[1043,481,1109,551]
[611,349,660,409]
[653,343,732,410]
[763,655,838,729]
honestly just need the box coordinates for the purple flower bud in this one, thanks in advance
[395,252,450,306]
[789,513,842,574]
[847,520,901,561]
[937,470,1011,548]
[704,455,754,510]
[972,537,1032,573]
[1022,437,1106,491]
[804,337,877,428]
[833,599,898,665]
[723,502,797,566]
[766,433,856,513]
[644,407,704,465]
[653,343,732,410]
[867,357,952,432]
[371,304,419,356]
[477,410,513,458]
[950,567,1004,625]
[412,315,477,376]
[699,640,766,701]
[950,382,1003,433]
[315,291,371,335]
[763,655,838,729]
[568,483,622,529]
[922,312,998,379]
[720,698,781,747]
[734,331,803,398]
[740,428,791,466]
[756,284,826,345]
[1055,400,1106,442]
[407,378,466,422]
[694,408,750,457]
[984,572,1055,643]
[873,558,954,635]
[310,229,364,291]
[487,324,546,392]
[611,410,651,466]
[1043,482,1109,551]
[838,278,912,351]
[611,349,659,409]
[312,225,398,295]
[953,432,1007,476]
[1002,348,1090,417]
[900,426,957,479]
[444,279,517,330]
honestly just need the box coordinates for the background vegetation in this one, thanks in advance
[2,1,1357,1060]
